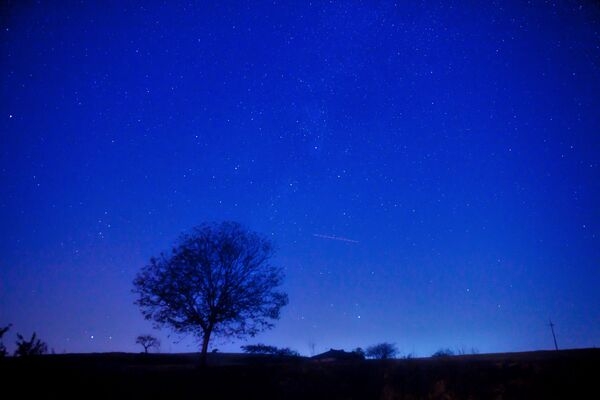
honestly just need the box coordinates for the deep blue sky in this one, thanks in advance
[1,1,599,356]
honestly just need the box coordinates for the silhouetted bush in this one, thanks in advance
[431,348,455,357]
[366,342,398,359]
[14,332,47,357]
[241,343,300,356]
[352,347,366,358]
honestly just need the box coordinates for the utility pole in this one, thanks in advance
[548,319,558,351]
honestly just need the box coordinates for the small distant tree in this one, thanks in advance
[431,348,455,358]
[241,343,299,356]
[14,332,47,357]
[136,334,161,353]
[133,221,288,365]
[0,324,11,358]
[366,342,398,359]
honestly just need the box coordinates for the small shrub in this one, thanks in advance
[14,332,48,357]
[241,343,299,356]
[352,347,366,358]
[431,348,455,358]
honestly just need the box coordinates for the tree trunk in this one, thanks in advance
[200,329,211,366]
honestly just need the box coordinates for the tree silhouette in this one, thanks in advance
[133,221,288,365]
[0,324,11,358]
[136,334,161,353]
[366,342,398,359]
[14,332,47,357]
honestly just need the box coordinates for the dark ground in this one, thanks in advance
[2,348,598,399]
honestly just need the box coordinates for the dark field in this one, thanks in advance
[2,348,598,399]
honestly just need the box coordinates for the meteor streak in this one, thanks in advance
[312,233,359,243]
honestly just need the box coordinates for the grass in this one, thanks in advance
[2,348,598,399]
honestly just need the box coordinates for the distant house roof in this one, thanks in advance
[311,349,364,362]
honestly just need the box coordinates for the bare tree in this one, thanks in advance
[133,221,288,365]
[366,342,398,359]
[14,332,47,357]
[136,334,161,353]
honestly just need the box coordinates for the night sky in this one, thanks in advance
[1,1,599,357]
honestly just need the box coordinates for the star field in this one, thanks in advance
[1,1,599,356]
